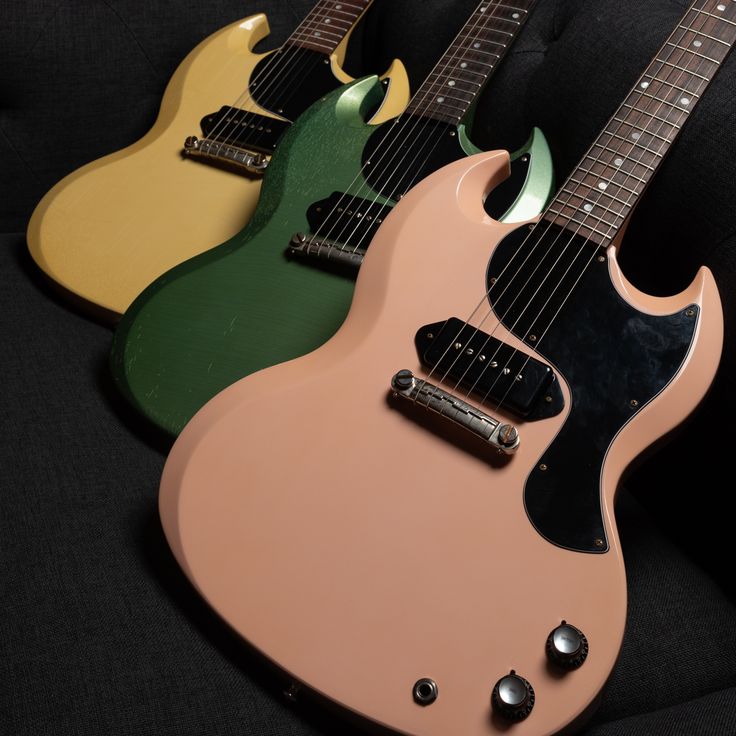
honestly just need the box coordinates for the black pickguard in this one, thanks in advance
[361,115,530,218]
[487,225,698,552]
[199,48,341,152]
[249,47,341,121]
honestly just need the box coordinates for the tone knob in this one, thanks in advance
[491,671,534,721]
[546,622,589,670]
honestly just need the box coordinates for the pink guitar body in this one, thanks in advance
[160,151,722,735]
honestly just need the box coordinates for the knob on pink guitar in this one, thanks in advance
[159,2,732,733]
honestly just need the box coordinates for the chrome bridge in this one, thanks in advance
[390,370,520,455]
[287,232,365,269]
[183,136,269,175]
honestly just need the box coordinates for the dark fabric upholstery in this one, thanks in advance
[2,1,736,734]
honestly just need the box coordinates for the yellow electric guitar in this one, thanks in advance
[27,1,408,321]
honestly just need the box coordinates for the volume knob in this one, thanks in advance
[491,671,534,721]
[546,622,589,670]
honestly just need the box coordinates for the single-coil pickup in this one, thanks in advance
[415,318,564,420]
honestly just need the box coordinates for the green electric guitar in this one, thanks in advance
[112,0,554,435]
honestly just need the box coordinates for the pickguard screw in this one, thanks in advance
[427,332,434,339]
[630,399,639,408]
[449,130,457,137]
[544,396,552,403]
[529,334,537,342]
[597,255,606,263]
[685,308,695,317]
[489,276,497,284]
[539,463,548,471]
[521,155,529,163]
[594,538,605,549]
[528,224,535,231]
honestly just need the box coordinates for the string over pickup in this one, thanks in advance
[183,136,269,175]
[390,370,520,455]
[287,232,365,269]
[415,318,564,420]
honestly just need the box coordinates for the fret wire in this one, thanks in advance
[567,176,641,202]
[665,41,722,63]
[696,9,736,28]
[634,82,700,101]
[655,57,711,80]
[619,105,684,129]
[602,130,670,150]
[543,213,612,242]
[410,0,536,121]
[579,160,649,185]
[614,112,682,135]
[547,206,623,231]
[589,143,657,171]
[547,0,736,246]
[427,80,481,92]
[611,122,674,145]
[677,23,733,46]
[421,90,477,104]
[553,188,630,222]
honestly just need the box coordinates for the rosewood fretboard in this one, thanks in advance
[406,0,538,124]
[544,0,736,246]
[287,0,373,55]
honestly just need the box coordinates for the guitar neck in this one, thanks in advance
[406,0,538,124]
[543,0,736,247]
[286,0,372,55]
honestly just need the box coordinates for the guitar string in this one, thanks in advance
[454,22,705,412]
[295,0,512,258]
[483,2,723,416]
[204,1,356,151]
[413,0,708,402]
[311,0,514,258]
[297,0,529,260]
[428,1,714,409]
[211,1,368,155]
[467,0,717,411]
[203,2,362,158]
[204,3,346,153]
[307,0,528,261]
[420,1,719,416]
[203,5,332,149]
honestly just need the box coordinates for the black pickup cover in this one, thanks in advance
[415,318,563,420]
[200,107,290,154]
[306,192,393,252]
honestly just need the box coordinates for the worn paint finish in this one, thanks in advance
[26,12,409,320]
[111,77,554,435]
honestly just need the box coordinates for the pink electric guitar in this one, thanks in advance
[159,2,732,734]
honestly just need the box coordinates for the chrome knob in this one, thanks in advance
[546,622,589,670]
[491,671,534,721]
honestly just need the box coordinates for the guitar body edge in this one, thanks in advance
[156,151,725,735]
[26,14,410,319]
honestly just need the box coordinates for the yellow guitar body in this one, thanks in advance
[27,13,409,321]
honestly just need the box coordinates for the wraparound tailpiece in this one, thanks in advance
[390,370,520,455]
[183,136,270,175]
[288,232,365,269]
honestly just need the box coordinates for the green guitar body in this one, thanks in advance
[111,76,555,435]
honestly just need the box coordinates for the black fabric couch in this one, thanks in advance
[3,1,736,733]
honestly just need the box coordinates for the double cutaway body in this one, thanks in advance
[160,152,722,735]
[27,12,408,319]
[110,75,552,435]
